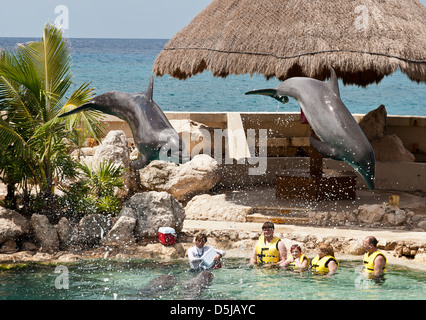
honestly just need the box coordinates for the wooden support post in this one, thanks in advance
[309,146,323,177]
[309,128,323,177]
[276,125,357,201]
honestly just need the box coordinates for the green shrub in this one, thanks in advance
[59,161,125,218]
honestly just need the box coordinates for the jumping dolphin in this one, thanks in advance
[59,76,190,169]
[246,67,375,190]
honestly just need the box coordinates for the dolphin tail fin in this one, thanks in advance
[327,67,340,98]
[245,89,289,104]
[58,103,93,118]
[146,75,154,101]
[309,136,339,160]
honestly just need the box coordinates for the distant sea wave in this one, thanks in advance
[1,37,424,116]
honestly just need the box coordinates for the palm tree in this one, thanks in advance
[0,23,104,216]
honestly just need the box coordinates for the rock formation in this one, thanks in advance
[119,191,185,241]
[139,154,221,201]
[359,105,415,162]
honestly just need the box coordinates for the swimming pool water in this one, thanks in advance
[0,259,424,300]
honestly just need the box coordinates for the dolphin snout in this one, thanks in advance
[355,160,375,190]
[360,169,375,190]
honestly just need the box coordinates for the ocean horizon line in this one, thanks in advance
[0,36,170,41]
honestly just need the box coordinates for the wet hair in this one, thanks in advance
[365,236,378,247]
[262,222,275,230]
[195,233,207,242]
[290,244,302,253]
[317,243,335,257]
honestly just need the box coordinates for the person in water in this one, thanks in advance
[279,244,309,271]
[311,243,339,275]
[187,233,226,271]
[362,236,387,280]
[249,222,287,266]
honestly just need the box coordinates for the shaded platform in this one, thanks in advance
[276,146,357,201]
[276,169,357,201]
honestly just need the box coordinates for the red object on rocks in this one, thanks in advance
[158,227,176,245]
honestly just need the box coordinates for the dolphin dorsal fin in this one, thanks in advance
[327,67,340,98]
[146,75,154,101]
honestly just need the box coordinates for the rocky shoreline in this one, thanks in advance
[1,209,425,271]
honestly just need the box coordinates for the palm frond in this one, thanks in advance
[61,82,105,143]
[0,49,41,121]
[18,24,73,118]
[0,116,32,158]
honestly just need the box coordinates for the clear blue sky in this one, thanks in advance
[0,0,212,38]
[0,0,425,39]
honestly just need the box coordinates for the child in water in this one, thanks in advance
[279,244,309,271]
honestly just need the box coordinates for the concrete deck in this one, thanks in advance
[207,185,426,216]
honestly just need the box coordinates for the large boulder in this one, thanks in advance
[77,214,113,248]
[355,204,386,224]
[119,191,185,241]
[382,209,407,226]
[370,134,415,162]
[56,217,79,250]
[359,104,387,141]
[136,243,186,259]
[139,154,221,201]
[184,193,252,222]
[30,214,59,252]
[0,207,30,245]
[100,215,137,247]
[342,239,365,255]
[169,119,219,156]
[94,130,130,167]
[354,203,413,228]
[359,105,415,162]
[93,130,140,197]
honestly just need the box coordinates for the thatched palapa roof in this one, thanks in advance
[153,0,426,87]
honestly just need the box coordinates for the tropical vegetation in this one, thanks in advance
[0,23,123,220]
[59,161,125,220]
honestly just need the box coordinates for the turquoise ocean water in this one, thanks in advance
[1,37,424,115]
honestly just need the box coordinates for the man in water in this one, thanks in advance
[362,236,387,281]
[187,233,226,271]
[249,222,287,266]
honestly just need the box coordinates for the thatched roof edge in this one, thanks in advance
[153,0,426,86]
